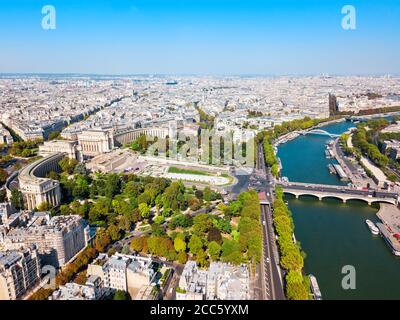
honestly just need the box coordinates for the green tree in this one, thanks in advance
[139,203,150,219]
[93,228,111,253]
[48,131,61,141]
[188,197,202,211]
[195,190,204,200]
[221,239,243,265]
[208,241,222,261]
[59,157,79,174]
[104,174,122,199]
[188,235,203,255]
[46,171,60,181]
[153,215,165,225]
[214,217,232,234]
[130,236,147,253]
[72,175,90,199]
[107,224,121,241]
[228,201,242,216]
[60,204,72,216]
[162,181,186,212]
[177,251,188,264]
[203,187,219,202]
[203,187,213,201]
[130,134,150,153]
[10,189,24,210]
[174,234,187,252]
[118,215,132,232]
[123,181,143,198]
[286,271,309,300]
[0,168,9,185]
[151,224,166,237]
[207,227,222,244]
[89,198,112,223]
[196,249,209,268]
[37,201,53,211]
[280,246,304,272]
[137,191,152,205]
[113,290,131,300]
[193,213,213,235]
[168,214,192,230]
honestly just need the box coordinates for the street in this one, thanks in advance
[256,142,286,300]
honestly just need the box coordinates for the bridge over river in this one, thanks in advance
[302,129,340,138]
[278,181,399,205]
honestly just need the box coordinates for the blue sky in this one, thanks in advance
[0,0,399,75]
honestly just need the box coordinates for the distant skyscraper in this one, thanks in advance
[329,93,339,116]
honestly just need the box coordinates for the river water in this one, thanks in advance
[277,121,400,300]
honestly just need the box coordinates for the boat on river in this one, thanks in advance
[327,164,336,175]
[366,219,380,235]
[309,275,322,300]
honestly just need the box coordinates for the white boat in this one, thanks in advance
[309,275,322,300]
[366,219,380,235]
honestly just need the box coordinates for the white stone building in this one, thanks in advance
[2,214,87,268]
[177,261,250,301]
[0,246,41,300]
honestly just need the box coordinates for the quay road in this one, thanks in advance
[256,142,286,300]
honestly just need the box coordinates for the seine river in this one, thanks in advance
[277,121,400,300]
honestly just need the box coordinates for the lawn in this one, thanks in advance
[168,167,211,176]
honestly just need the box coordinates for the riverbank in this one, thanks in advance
[332,136,377,188]
[274,117,346,147]
[376,203,400,256]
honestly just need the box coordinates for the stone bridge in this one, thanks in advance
[278,182,398,206]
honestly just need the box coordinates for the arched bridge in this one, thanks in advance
[278,182,398,206]
[304,129,339,138]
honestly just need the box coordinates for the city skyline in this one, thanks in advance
[1,0,400,75]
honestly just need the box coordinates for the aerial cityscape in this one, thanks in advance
[1,0,400,308]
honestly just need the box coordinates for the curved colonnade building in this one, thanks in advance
[18,153,65,210]
[114,126,169,146]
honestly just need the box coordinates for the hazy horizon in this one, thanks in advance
[1,0,399,75]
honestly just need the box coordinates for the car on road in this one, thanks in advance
[266,257,270,263]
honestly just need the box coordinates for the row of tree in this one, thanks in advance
[273,187,310,300]
[352,127,390,168]
[236,190,262,265]
[259,117,329,143]
[8,138,42,158]
[263,139,279,177]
